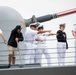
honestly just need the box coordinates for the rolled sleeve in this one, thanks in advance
[0,29,2,34]
[72,25,76,32]
[31,30,38,35]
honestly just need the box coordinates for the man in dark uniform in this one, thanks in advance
[8,25,23,66]
[56,23,68,66]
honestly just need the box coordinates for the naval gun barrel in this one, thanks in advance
[24,8,76,27]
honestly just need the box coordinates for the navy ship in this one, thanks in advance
[0,6,76,75]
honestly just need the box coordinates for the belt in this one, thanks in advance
[58,42,66,43]
[38,42,45,44]
[25,42,33,44]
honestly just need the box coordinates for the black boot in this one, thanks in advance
[8,64,11,68]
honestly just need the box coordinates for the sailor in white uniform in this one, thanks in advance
[24,23,51,64]
[56,23,68,66]
[72,24,76,64]
[0,29,6,44]
[35,25,56,66]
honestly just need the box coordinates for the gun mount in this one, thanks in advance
[24,8,76,27]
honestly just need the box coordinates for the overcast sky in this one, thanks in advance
[0,0,75,35]
[0,0,76,66]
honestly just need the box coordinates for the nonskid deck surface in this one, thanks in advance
[0,65,76,75]
[0,64,41,70]
[0,64,76,70]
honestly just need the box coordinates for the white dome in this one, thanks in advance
[0,6,24,64]
[0,6,23,30]
[0,6,24,52]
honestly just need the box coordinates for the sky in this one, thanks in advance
[0,0,76,66]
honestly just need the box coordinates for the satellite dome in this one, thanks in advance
[0,6,23,30]
[0,6,23,52]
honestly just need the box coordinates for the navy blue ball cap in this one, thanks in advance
[16,25,21,30]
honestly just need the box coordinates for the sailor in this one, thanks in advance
[24,22,51,64]
[72,24,76,64]
[35,25,56,66]
[56,23,68,66]
[0,29,6,44]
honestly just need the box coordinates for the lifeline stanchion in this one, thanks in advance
[17,42,23,68]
